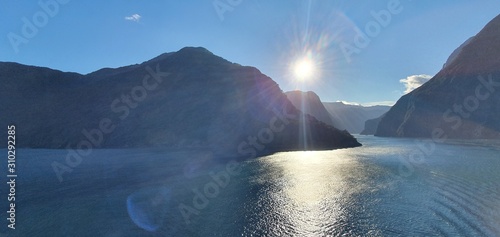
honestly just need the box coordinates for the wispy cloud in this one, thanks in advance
[336,101,362,106]
[400,74,433,94]
[125,14,141,22]
[361,101,396,107]
[334,101,395,107]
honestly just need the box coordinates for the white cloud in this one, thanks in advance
[333,100,395,107]
[361,101,395,107]
[399,74,433,94]
[125,14,141,22]
[336,100,361,106]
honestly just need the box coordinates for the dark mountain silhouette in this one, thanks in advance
[285,91,337,127]
[442,37,474,69]
[0,47,361,156]
[376,14,500,139]
[323,102,390,134]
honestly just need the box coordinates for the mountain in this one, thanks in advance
[323,102,390,134]
[360,114,385,135]
[285,91,336,127]
[442,36,474,68]
[376,14,500,139]
[0,47,361,156]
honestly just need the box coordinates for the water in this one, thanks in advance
[1,136,499,236]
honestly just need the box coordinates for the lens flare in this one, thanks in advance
[293,57,315,80]
[127,187,171,232]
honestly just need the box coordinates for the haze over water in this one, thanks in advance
[2,136,500,236]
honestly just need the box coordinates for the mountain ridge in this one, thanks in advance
[1,47,361,156]
[375,14,500,139]
[285,90,337,127]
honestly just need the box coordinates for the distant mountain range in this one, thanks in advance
[0,47,361,156]
[285,91,390,134]
[323,102,390,134]
[376,14,500,139]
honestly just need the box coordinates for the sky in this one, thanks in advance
[1,0,499,105]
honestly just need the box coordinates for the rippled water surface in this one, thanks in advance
[1,136,500,236]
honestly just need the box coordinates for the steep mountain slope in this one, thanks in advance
[442,37,474,68]
[360,114,385,135]
[0,47,361,156]
[376,14,500,139]
[285,91,337,127]
[323,102,390,134]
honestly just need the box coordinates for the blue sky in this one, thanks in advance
[1,0,499,105]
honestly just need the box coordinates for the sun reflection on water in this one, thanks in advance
[248,149,376,236]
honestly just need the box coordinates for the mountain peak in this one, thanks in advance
[442,13,500,75]
[376,14,500,139]
[1,48,361,151]
[286,90,321,100]
[177,46,214,55]
[143,47,214,65]
[285,90,336,128]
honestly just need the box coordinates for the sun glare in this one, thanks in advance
[294,58,315,80]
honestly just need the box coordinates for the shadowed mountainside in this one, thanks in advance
[0,47,361,157]
[360,114,386,135]
[285,91,337,127]
[376,14,500,139]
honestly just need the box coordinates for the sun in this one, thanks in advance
[293,57,315,80]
